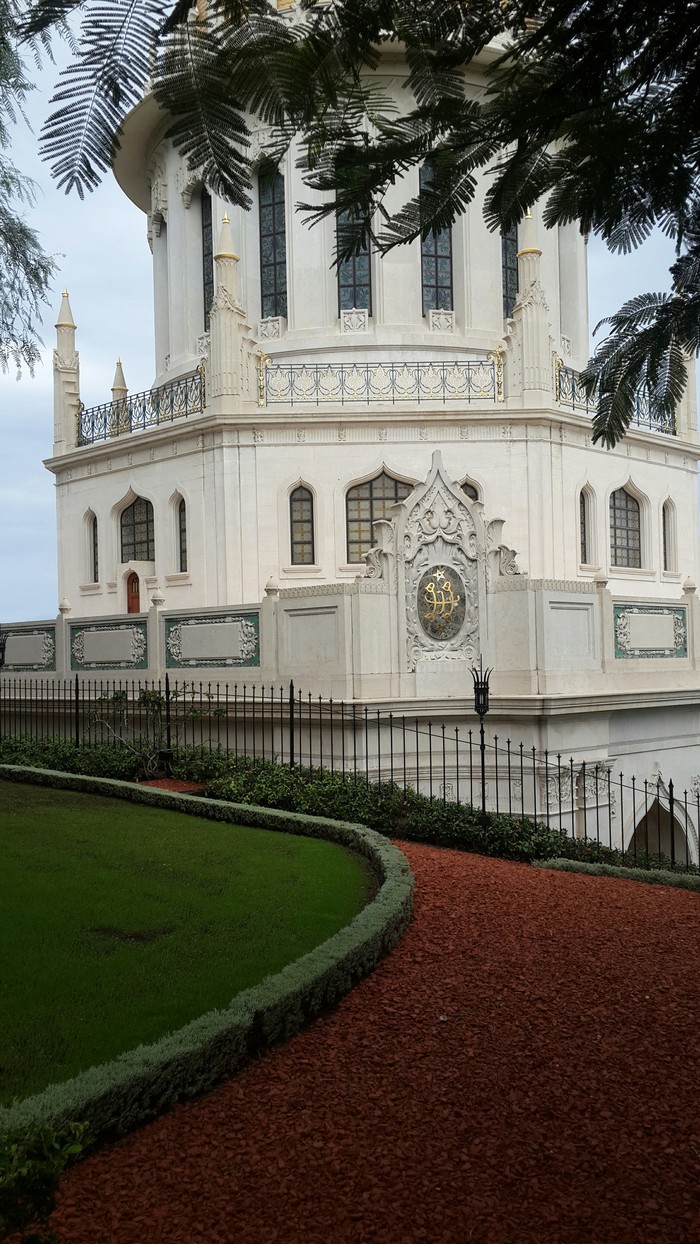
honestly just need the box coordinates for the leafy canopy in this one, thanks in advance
[18,0,700,445]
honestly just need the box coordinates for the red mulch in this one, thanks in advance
[43,846,700,1243]
[140,778,205,794]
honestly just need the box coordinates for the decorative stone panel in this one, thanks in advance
[428,309,455,333]
[614,604,688,659]
[165,611,260,669]
[2,627,56,671]
[70,621,148,671]
[259,316,285,340]
[340,308,369,334]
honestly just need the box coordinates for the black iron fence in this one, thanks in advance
[554,360,676,436]
[1,676,697,870]
[77,367,206,446]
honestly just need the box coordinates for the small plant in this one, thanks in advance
[0,1123,89,1243]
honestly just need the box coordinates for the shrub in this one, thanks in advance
[532,858,700,891]
[0,1123,88,1244]
[0,739,143,781]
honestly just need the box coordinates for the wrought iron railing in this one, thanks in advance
[259,354,504,406]
[77,366,206,446]
[554,359,676,436]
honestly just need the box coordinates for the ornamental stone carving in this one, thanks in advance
[340,308,369,334]
[428,309,455,333]
[259,315,284,340]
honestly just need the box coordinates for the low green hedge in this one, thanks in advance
[0,738,143,781]
[0,766,413,1149]
[532,857,700,891]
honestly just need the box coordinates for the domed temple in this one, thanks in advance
[3,0,699,860]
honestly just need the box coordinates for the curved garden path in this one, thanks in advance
[49,844,699,1243]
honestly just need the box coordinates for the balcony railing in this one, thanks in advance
[554,361,676,436]
[260,355,504,406]
[77,367,206,446]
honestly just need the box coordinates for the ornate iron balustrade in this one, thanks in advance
[77,367,206,446]
[259,354,504,406]
[554,360,676,436]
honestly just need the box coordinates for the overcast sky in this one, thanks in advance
[0,59,682,623]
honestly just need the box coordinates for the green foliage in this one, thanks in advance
[532,857,700,892]
[0,1122,88,1244]
[0,766,412,1152]
[0,737,143,780]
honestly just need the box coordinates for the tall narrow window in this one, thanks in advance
[420,158,453,314]
[337,212,372,313]
[259,170,287,318]
[501,224,518,319]
[662,500,675,572]
[610,488,641,569]
[121,497,155,563]
[91,514,99,583]
[201,188,214,331]
[579,490,591,564]
[290,486,315,565]
[346,472,413,563]
[178,498,187,573]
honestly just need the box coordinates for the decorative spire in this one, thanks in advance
[517,209,542,258]
[214,213,239,261]
[111,358,128,399]
[55,289,76,329]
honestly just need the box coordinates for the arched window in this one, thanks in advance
[501,223,518,319]
[201,188,214,331]
[579,486,596,565]
[346,471,413,563]
[610,487,641,568]
[461,480,479,502]
[121,497,155,563]
[662,500,676,572]
[290,486,315,565]
[259,169,287,318]
[178,498,187,572]
[91,514,99,583]
[337,212,371,313]
[420,157,453,314]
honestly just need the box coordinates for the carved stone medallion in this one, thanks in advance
[417,565,466,641]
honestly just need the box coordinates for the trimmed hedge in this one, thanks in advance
[0,765,413,1147]
[532,857,700,892]
[0,738,143,781]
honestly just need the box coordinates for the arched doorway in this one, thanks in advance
[126,572,141,614]
[627,798,690,865]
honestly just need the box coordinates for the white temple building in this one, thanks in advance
[3,3,700,857]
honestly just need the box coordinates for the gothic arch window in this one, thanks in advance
[579,485,596,565]
[259,168,287,318]
[420,157,453,314]
[85,511,98,583]
[337,212,371,314]
[461,479,479,502]
[289,485,315,565]
[662,499,677,572]
[610,487,641,569]
[346,471,413,564]
[121,497,155,563]
[177,497,188,572]
[201,188,214,332]
[501,223,518,319]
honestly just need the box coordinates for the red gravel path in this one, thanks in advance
[48,845,699,1243]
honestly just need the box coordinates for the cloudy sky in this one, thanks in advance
[0,55,681,623]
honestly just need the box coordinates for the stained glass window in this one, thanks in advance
[201,188,214,332]
[346,472,413,563]
[91,514,99,583]
[178,498,187,573]
[502,224,518,319]
[290,486,315,565]
[121,497,155,563]
[580,491,589,564]
[420,158,453,315]
[337,212,371,313]
[259,170,287,318]
[610,488,641,568]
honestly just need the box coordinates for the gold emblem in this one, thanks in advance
[422,567,461,624]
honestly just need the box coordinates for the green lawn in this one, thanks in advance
[0,779,373,1103]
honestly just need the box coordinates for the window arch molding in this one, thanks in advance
[661,497,678,574]
[169,489,189,574]
[578,482,597,567]
[460,477,481,503]
[113,488,157,567]
[607,479,650,571]
[344,466,417,565]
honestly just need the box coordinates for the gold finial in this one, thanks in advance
[62,288,69,297]
[222,213,230,224]
[524,210,533,220]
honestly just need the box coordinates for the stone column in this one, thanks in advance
[514,213,553,399]
[208,213,255,405]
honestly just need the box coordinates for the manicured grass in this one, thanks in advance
[0,778,373,1103]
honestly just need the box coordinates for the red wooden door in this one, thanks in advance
[127,572,140,614]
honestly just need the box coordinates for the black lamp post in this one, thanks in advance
[470,657,492,824]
